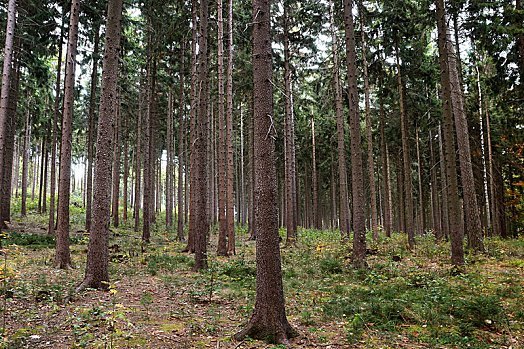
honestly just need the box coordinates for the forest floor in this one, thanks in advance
[0,205,523,348]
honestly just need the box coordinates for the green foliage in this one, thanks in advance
[145,253,192,276]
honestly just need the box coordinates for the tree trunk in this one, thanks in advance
[123,115,129,225]
[234,0,297,342]
[445,15,484,252]
[85,27,100,232]
[429,130,442,240]
[111,90,121,228]
[166,88,174,229]
[55,0,80,269]
[415,128,425,233]
[48,21,64,235]
[177,45,186,242]
[191,0,210,270]
[436,0,465,266]
[217,0,228,256]
[0,0,16,229]
[226,0,235,254]
[38,136,46,213]
[330,3,350,237]
[142,43,153,243]
[134,85,143,232]
[395,44,415,249]
[359,0,378,240]
[343,0,367,268]
[21,103,31,216]
[379,83,392,237]
[311,116,320,229]
[438,124,450,240]
[0,53,19,224]
[283,3,297,246]
[78,0,123,290]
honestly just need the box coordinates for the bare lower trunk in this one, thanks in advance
[55,0,81,268]
[79,0,123,290]
[111,92,121,228]
[226,0,235,254]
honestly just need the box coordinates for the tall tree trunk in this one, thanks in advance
[177,45,186,242]
[55,0,81,269]
[85,27,100,232]
[166,88,174,229]
[142,43,153,243]
[395,44,415,249]
[123,115,129,224]
[234,0,297,342]
[111,90,121,228]
[485,100,498,236]
[217,0,228,256]
[0,53,19,224]
[436,0,465,266]
[283,3,297,246]
[359,0,378,240]
[78,0,123,291]
[429,130,442,240]
[191,0,210,270]
[49,21,64,235]
[475,60,491,234]
[226,0,235,254]
[415,128,425,233]
[330,2,350,237]
[134,85,143,232]
[379,83,392,237]
[21,103,31,216]
[42,129,49,213]
[438,124,450,240]
[343,0,367,268]
[311,116,320,229]
[0,0,16,229]
[38,136,46,213]
[444,12,484,252]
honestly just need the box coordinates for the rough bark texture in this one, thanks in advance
[134,86,143,232]
[445,14,484,252]
[78,0,123,291]
[436,0,464,266]
[85,28,100,232]
[21,103,30,217]
[395,45,415,249]
[111,92,121,228]
[49,24,64,235]
[283,3,297,246]
[166,89,173,229]
[217,0,228,256]
[379,84,392,237]
[177,46,186,242]
[311,117,320,229]
[343,0,367,269]
[123,116,129,224]
[55,0,80,269]
[234,0,297,343]
[0,0,16,229]
[191,0,210,270]
[330,3,350,237]
[359,0,378,240]
[226,0,235,255]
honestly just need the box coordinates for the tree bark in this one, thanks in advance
[123,115,129,224]
[395,44,415,249]
[177,45,186,242]
[330,3,350,237]
[234,0,297,342]
[78,0,123,291]
[0,0,16,229]
[436,0,465,266]
[217,0,228,256]
[49,20,64,235]
[134,85,143,232]
[191,0,210,270]
[21,102,31,216]
[226,0,235,254]
[85,27,100,232]
[343,0,367,268]
[55,0,81,269]
[359,0,378,240]
[379,82,392,237]
[111,90,121,228]
[311,116,320,229]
